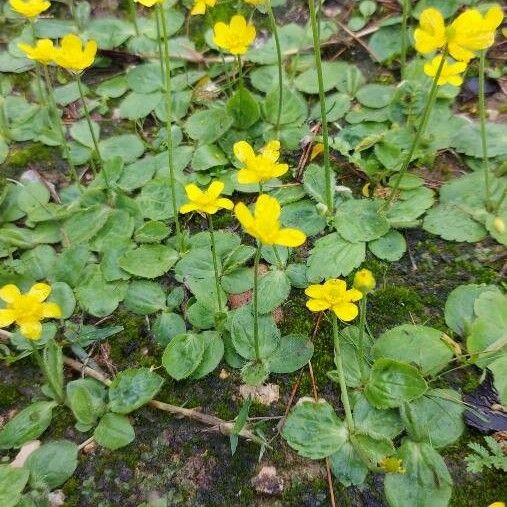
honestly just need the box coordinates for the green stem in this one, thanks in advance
[253,243,261,361]
[76,74,102,179]
[155,9,166,87]
[357,297,367,382]
[29,22,47,106]
[128,0,141,36]
[308,0,333,213]
[207,214,223,313]
[331,313,354,431]
[479,50,491,210]
[43,66,82,192]
[237,55,244,125]
[266,0,283,132]
[400,0,410,78]
[158,4,184,252]
[385,48,448,209]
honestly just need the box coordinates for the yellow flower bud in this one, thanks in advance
[379,457,406,474]
[353,269,376,294]
[493,216,505,234]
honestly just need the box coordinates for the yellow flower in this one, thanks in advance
[180,180,234,215]
[414,8,447,55]
[488,503,506,507]
[190,0,216,15]
[18,39,55,65]
[353,269,376,294]
[235,194,306,247]
[305,279,363,321]
[245,0,265,5]
[9,0,50,18]
[53,34,97,73]
[0,283,62,340]
[379,457,406,474]
[234,140,288,185]
[423,56,467,86]
[447,5,504,62]
[213,15,256,55]
[133,0,164,6]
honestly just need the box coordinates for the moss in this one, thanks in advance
[0,383,18,408]
[5,143,55,170]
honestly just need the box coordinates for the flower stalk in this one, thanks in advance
[331,313,355,431]
[253,243,261,361]
[207,214,223,313]
[386,48,448,208]
[308,0,333,213]
[157,3,184,252]
[478,50,491,210]
[400,0,410,76]
[357,297,368,382]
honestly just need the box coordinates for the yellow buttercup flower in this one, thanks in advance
[0,283,62,340]
[488,503,506,507]
[190,0,216,15]
[379,457,406,474]
[180,180,234,215]
[423,56,467,86]
[18,39,55,65]
[414,8,447,55]
[234,140,288,185]
[235,194,306,247]
[213,15,256,55]
[305,279,363,321]
[133,0,164,6]
[9,0,50,18]
[53,34,97,73]
[353,269,376,294]
[447,5,504,62]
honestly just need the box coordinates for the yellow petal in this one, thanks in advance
[216,197,234,210]
[42,302,62,319]
[305,284,327,299]
[180,203,199,214]
[234,202,255,230]
[19,320,43,340]
[191,0,206,15]
[0,309,16,328]
[185,183,204,201]
[237,168,261,185]
[448,42,475,62]
[255,194,281,223]
[207,180,225,199]
[445,75,464,87]
[0,284,21,303]
[233,141,255,164]
[262,140,281,162]
[28,283,51,302]
[272,163,289,178]
[230,14,247,31]
[275,228,306,247]
[332,302,359,322]
[345,288,364,302]
[485,5,504,30]
[306,299,330,312]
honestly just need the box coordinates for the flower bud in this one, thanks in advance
[493,216,505,234]
[353,269,376,294]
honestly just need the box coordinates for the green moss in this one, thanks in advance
[6,143,55,169]
[0,383,18,408]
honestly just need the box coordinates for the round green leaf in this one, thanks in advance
[119,245,178,279]
[356,84,395,108]
[190,331,224,379]
[124,280,166,315]
[152,311,186,346]
[47,281,76,319]
[368,229,406,261]
[94,413,135,450]
[267,334,314,373]
[0,465,29,507]
[185,107,234,144]
[162,333,205,380]
[257,268,291,314]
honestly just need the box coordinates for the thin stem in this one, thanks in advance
[128,0,141,36]
[385,48,448,209]
[158,4,184,252]
[155,9,166,87]
[266,0,283,132]
[237,55,244,125]
[308,0,333,213]
[400,0,410,77]
[479,50,491,210]
[76,74,102,178]
[207,214,223,313]
[357,297,367,382]
[29,22,47,106]
[43,66,82,192]
[253,243,261,361]
[331,313,354,431]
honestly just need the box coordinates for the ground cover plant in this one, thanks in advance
[0,0,506,505]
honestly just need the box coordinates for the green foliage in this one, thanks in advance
[465,436,507,474]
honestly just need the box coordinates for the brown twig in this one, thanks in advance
[63,356,265,445]
[334,19,381,62]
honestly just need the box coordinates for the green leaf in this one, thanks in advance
[368,229,406,261]
[423,204,487,242]
[90,209,134,252]
[162,333,205,380]
[335,64,365,95]
[230,306,280,360]
[0,465,29,507]
[108,368,164,414]
[310,92,351,122]
[124,280,166,315]
[47,281,75,319]
[353,394,403,440]
[134,221,170,243]
[0,401,56,449]
[99,134,145,164]
[351,431,394,466]
[262,85,307,125]
[152,311,186,346]
[136,177,186,221]
[267,334,314,373]
[66,378,107,429]
[49,245,90,288]
[70,119,100,150]
[241,360,270,386]
[96,74,128,98]
[257,268,291,314]
[400,388,464,448]
[356,84,395,108]
[489,355,507,406]
[444,283,500,337]
[94,413,135,450]
[127,62,164,93]
[335,199,390,243]
[42,339,64,401]
[18,245,56,280]
[119,244,178,279]
[191,144,228,171]
[294,62,346,94]
[365,358,427,409]
[369,25,405,62]
[119,91,162,120]
[282,399,348,459]
[185,107,234,145]
[373,324,453,375]
[453,122,507,158]
[227,88,260,129]
[189,331,224,379]
[26,440,78,489]
[413,0,460,19]
[306,233,365,282]
[63,205,111,246]
[384,440,452,507]
[329,440,368,486]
